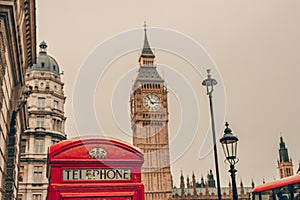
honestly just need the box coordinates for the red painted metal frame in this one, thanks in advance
[47,137,145,200]
[252,173,300,193]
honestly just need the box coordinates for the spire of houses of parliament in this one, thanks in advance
[172,171,253,200]
[278,136,294,178]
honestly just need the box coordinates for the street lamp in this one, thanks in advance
[220,122,239,200]
[202,69,222,200]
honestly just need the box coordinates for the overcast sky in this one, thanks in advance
[37,0,300,187]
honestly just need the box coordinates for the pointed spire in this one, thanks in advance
[180,171,185,196]
[187,176,190,188]
[192,171,195,180]
[278,136,290,163]
[141,21,154,56]
[201,175,205,187]
[240,179,245,194]
[280,136,285,148]
[251,179,255,189]
[192,172,197,196]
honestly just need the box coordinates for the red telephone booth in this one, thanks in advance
[47,137,144,200]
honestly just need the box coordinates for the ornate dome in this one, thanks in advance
[27,41,60,75]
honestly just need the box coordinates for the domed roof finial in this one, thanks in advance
[39,41,48,54]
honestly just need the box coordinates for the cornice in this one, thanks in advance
[23,129,66,140]
[23,0,37,67]
[28,109,66,119]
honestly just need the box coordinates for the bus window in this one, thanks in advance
[294,183,300,200]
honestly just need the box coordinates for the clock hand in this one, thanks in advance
[147,96,155,104]
[146,96,151,102]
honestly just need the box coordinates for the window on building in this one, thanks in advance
[32,194,42,200]
[52,119,56,130]
[54,100,58,110]
[35,139,44,153]
[19,166,24,182]
[52,118,62,131]
[51,139,60,145]
[36,116,44,128]
[57,120,61,131]
[17,194,23,200]
[286,168,291,176]
[33,166,43,182]
[20,139,26,153]
[37,97,45,108]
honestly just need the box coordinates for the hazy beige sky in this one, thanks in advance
[37,0,300,187]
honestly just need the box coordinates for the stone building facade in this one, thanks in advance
[172,172,253,200]
[18,42,66,200]
[130,25,173,200]
[0,0,36,199]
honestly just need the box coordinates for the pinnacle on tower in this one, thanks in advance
[278,136,294,178]
[141,21,154,57]
[138,22,156,67]
[186,176,190,188]
[251,179,255,189]
[278,136,291,163]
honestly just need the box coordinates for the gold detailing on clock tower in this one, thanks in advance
[130,24,172,200]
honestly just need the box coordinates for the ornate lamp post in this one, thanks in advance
[202,69,222,200]
[220,122,239,200]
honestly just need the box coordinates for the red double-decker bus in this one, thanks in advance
[252,174,300,200]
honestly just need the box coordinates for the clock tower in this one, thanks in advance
[130,25,172,200]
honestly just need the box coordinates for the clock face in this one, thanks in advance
[143,94,161,111]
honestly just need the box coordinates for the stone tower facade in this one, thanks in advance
[277,136,294,178]
[130,26,172,200]
[18,42,66,200]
